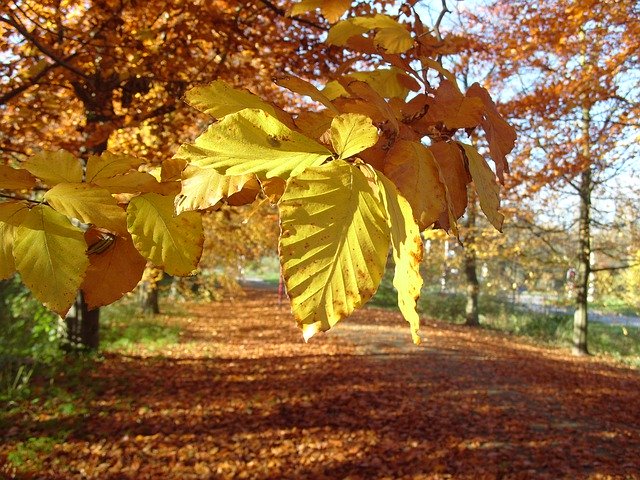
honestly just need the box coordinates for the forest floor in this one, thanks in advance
[2,288,640,479]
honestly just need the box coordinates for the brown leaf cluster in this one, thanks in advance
[2,289,639,479]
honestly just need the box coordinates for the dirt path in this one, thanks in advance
[3,289,640,479]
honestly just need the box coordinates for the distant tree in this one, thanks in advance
[470,0,640,354]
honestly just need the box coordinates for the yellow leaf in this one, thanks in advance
[93,171,162,194]
[289,0,350,22]
[22,150,83,186]
[81,232,147,309]
[175,166,259,214]
[330,113,378,160]
[0,165,36,190]
[13,205,88,315]
[276,75,338,113]
[383,141,446,230]
[369,167,423,344]
[322,80,349,100]
[44,183,128,235]
[328,15,413,54]
[349,68,418,99]
[127,193,204,276]
[86,151,145,183]
[0,201,29,280]
[279,160,389,340]
[459,143,504,231]
[185,80,277,118]
[174,109,332,180]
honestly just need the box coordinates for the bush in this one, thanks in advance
[0,277,64,400]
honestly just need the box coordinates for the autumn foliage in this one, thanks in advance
[0,1,515,342]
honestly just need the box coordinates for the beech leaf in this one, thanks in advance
[459,143,504,231]
[279,160,389,341]
[0,165,36,190]
[127,193,204,276]
[185,80,277,118]
[330,113,379,160]
[13,205,88,316]
[22,150,83,186]
[383,141,447,230]
[0,201,29,280]
[369,167,423,344]
[44,183,128,235]
[175,166,259,214]
[81,232,147,309]
[174,109,332,180]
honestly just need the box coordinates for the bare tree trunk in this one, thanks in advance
[65,292,100,350]
[139,281,160,315]
[573,103,592,356]
[463,197,480,326]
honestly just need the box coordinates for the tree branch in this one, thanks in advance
[258,0,329,31]
[0,13,90,81]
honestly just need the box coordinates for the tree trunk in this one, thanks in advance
[65,292,100,350]
[463,196,480,326]
[139,281,160,314]
[573,101,593,356]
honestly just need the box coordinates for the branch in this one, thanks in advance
[0,13,90,81]
[258,0,329,31]
[592,263,638,273]
[433,0,450,42]
[0,192,41,204]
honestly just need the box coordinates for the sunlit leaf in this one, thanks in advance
[93,171,162,194]
[174,109,332,180]
[44,182,128,234]
[81,231,147,309]
[348,67,419,99]
[185,80,277,118]
[279,160,389,340]
[330,113,378,160]
[276,75,338,113]
[13,205,88,315]
[327,15,413,54]
[127,193,204,276]
[369,167,423,344]
[175,165,259,214]
[0,201,29,279]
[0,165,36,190]
[289,0,351,22]
[459,143,504,231]
[86,151,145,183]
[22,150,83,186]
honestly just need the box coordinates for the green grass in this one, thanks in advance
[590,296,639,317]
[370,273,640,367]
[100,298,182,352]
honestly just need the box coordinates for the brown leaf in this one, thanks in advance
[383,140,446,230]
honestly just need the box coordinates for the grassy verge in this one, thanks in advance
[100,299,182,353]
[1,295,184,474]
[370,274,640,367]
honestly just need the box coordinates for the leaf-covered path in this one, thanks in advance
[3,289,640,479]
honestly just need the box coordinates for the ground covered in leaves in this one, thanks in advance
[2,289,640,479]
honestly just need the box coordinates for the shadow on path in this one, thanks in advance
[3,289,639,479]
